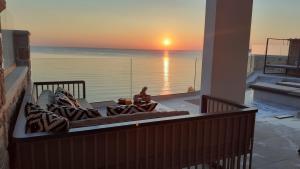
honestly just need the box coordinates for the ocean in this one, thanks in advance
[31,46,202,102]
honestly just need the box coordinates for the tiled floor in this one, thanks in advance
[253,120,300,169]
[154,93,300,169]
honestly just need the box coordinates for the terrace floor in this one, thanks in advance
[153,90,300,169]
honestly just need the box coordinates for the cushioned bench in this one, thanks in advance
[277,81,300,88]
[250,82,300,108]
[266,64,299,70]
[250,82,300,97]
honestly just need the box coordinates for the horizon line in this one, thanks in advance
[31,45,203,52]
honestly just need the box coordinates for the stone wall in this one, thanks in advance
[0,77,27,169]
[0,30,30,169]
[0,39,4,107]
[0,1,7,168]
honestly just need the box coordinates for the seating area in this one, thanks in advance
[9,80,257,169]
[15,81,190,134]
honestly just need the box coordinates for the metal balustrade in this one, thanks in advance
[33,80,86,99]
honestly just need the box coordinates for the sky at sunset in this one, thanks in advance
[2,0,300,53]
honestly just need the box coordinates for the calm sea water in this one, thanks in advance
[31,47,202,102]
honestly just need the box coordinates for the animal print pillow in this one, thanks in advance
[47,104,101,121]
[25,103,70,133]
[56,87,80,107]
[55,92,77,108]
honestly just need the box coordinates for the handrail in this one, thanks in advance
[266,38,293,41]
[201,95,249,113]
[13,106,257,169]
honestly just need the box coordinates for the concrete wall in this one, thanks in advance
[2,30,15,69]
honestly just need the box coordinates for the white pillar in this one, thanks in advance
[201,0,253,104]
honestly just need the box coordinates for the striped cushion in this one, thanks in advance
[25,103,70,133]
[55,92,77,108]
[107,105,144,116]
[56,87,80,107]
[137,102,158,112]
[47,104,101,121]
[25,102,43,117]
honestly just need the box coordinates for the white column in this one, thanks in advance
[201,0,253,104]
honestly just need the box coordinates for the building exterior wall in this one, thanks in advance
[0,2,6,168]
[0,28,31,169]
[2,31,15,69]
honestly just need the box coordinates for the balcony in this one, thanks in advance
[2,0,300,169]
[11,81,257,169]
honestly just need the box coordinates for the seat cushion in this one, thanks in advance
[78,98,94,109]
[37,90,55,110]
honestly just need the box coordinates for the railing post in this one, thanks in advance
[193,56,198,92]
[130,56,133,98]
[82,81,86,99]
[263,38,269,74]
[201,95,207,113]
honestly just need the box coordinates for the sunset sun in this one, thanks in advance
[162,38,172,47]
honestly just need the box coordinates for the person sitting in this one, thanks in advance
[134,86,151,105]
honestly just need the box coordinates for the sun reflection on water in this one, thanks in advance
[162,51,170,95]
